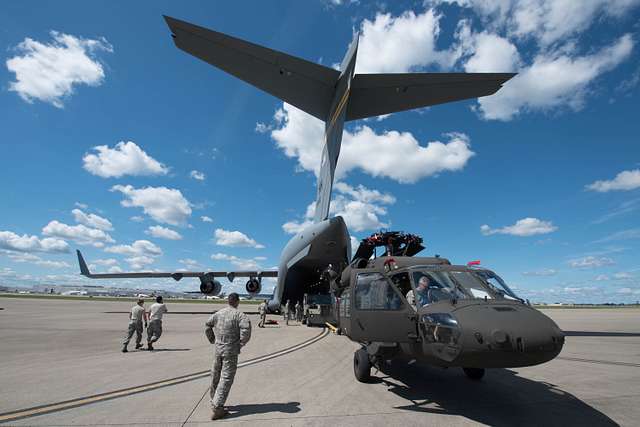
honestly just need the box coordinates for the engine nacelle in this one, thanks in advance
[245,278,261,295]
[199,274,222,296]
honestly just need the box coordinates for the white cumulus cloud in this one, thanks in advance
[111,185,192,226]
[201,216,214,223]
[481,217,558,236]
[568,256,616,269]
[0,230,69,253]
[42,220,114,247]
[6,31,112,107]
[125,255,155,270]
[83,141,168,178]
[586,169,640,192]
[145,225,183,240]
[214,229,265,249]
[190,170,206,181]
[105,240,162,257]
[283,182,396,234]
[3,252,70,269]
[211,253,264,270]
[71,208,113,231]
[271,103,475,183]
[474,35,634,120]
[356,9,458,73]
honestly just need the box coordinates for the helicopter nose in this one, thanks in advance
[453,304,564,368]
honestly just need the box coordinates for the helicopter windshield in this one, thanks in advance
[410,269,521,305]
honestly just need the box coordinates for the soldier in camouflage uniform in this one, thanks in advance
[205,293,251,420]
[122,298,147,352]
[258,300,267,328]
[147,296,168,350]
[295,301,303,322]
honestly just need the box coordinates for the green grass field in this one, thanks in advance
[0,293,262,304]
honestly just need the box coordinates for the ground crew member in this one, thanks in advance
[295,301,303,322]
[258,299,267,328]
[147,296,168,351]
[122,298,147,352]
[284,300,290,325]
[205,293,251,420]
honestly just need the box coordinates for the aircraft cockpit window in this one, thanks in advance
[473,271,521,301]
[355,273,402,310]
[409,272,466,307]
[391,272,412,297]
[449,272,493,299]
[449,271,521,301]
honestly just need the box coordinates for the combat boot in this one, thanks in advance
[211,407,229,420]
[135,343,143,349]
[121,345,128,353]
[147,343,154,351]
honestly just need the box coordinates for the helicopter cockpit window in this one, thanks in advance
[355,272,402,310]
[391,272,412,297]
[410,271,466,306]
[473,271,521,301]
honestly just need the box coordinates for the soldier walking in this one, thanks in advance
[258,299,267,328]
[205,293,251,420]
[122,298,147,352]
[147,296,168,351]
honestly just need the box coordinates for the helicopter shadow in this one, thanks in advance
[375,361,618,427]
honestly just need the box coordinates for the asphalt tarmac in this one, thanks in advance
[0,298,638,426]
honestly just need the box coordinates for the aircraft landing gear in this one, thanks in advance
[354,348,371,382]
[463,367,485,380]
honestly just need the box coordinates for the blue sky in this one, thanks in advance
[1,0,639,303]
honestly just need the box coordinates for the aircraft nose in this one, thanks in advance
[453,304,565,368]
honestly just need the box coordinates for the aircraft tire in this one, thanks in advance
[354,348,371,382]
[463,367,485,380]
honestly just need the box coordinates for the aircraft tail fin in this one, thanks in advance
[313,33,359,222]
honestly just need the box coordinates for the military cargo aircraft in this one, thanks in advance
[78,15,515,317]
[333,232,565,381]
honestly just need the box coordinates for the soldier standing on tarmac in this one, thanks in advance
[122,298,147,352]
[258,299,267,328]
[295,301,303,323]
[205,293,251,420]
[284,300,290,325]
[147,296,168,351]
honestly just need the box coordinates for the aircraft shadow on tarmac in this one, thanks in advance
[224,401,301,419]
[563,330,640,337]
[149,348,191,352]
[375,362,618,427]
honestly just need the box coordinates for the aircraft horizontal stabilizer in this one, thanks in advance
[163,15,339,121]
[346,73,516,121]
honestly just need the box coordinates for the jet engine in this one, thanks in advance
[245,278,261,295]
[199,273,222,296]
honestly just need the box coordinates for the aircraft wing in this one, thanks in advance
[345,73,516,121]
[163,15,339,121]
[77,250,276,281]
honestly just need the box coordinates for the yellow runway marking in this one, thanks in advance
[0,328,329,424]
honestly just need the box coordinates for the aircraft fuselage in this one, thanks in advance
[268,216,350,312]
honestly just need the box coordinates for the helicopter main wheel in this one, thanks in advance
[463,367,485,380]
[354,348,371,383]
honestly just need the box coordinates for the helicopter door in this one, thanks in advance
[349,270,416,343]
